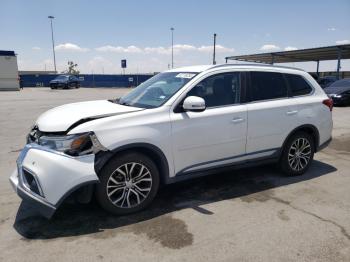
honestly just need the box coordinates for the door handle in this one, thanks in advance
[286,110,298,115]
[232,117,245,123]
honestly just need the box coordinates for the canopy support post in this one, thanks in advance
[337,48,342,80]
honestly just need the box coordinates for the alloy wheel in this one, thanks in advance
[288,138,312,171]
[106,162,152,208]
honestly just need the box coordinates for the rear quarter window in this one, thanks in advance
[285,74,313,96]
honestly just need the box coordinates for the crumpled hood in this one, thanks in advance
[36,100,143,132]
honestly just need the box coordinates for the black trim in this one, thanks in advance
[167,156,278,184]
[16,184,56,219]
[54,181,98,208]
[240,72,249,103]
[13,177,98,219]
[281,124,320,153]
[177,148,280,175]
[317,137,332,151]
[94,143,170,183]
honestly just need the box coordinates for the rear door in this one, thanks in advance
[246,71,299,155]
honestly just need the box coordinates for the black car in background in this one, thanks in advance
[318,76,337,89]
[49,75,80,89]
[324,78,350,106]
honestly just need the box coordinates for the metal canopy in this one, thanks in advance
[225,44,350,64]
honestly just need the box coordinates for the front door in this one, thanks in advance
[170,72,247,175]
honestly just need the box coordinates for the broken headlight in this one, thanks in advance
[38,132,93,156]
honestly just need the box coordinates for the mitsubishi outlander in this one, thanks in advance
[10,64,333,218]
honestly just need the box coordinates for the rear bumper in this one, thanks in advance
[10,144,98,219]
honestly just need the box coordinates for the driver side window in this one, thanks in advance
[187,72,241,108]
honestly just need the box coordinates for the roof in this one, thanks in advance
[225,44,350,64]
[166,65,213,73]
[0,50,15,56]
[210,63,305,72]
[167,63,305,74]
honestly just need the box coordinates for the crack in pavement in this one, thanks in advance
[270,195,350,241]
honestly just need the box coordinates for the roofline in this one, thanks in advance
[206,63,306,72]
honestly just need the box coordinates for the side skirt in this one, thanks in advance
[165,156,279,184]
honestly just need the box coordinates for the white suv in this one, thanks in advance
[10,64,333,218]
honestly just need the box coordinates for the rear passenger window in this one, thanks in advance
[285,74,312,96]
[249,72,288,102]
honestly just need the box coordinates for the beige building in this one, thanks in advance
[0,51,19,91]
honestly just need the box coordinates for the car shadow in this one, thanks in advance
[13,160,337,239]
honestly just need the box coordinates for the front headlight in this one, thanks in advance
[333,94,342,98]
[38,132,93,156]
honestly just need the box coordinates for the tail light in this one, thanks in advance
[323,98,333,111]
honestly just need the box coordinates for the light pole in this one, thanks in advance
[171,27,174,68]
[48,16,57,73]
[213,33,217,65]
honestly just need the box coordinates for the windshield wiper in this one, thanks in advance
[107,98,131,106]
[119,100,131,106]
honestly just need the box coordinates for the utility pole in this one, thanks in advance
[213,33,217,65]
[48,16,57,73]
[171,27,174,68]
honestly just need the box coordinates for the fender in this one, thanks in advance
[94,143,170,184]
[279,124,320,156]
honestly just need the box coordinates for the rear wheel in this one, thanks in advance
[279,132,315,176]
[96,152,159,215]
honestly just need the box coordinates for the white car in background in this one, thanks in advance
[10,64,333,218]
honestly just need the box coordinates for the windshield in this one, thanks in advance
[119,72,197,108]
[329,79,350,88]
[55,75,69,80]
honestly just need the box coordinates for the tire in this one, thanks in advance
[76,82,80,89]
[279,131,315,176]
[95,152,160,215]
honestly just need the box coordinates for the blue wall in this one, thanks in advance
[20,74,154,88]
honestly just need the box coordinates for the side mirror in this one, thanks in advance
[183,96,206,112]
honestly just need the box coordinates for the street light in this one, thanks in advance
[213,33,217,65]
[48,16,57,73]
[170,27,174,68]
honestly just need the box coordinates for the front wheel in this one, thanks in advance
[279,132,315,176]
[95,152,160,215]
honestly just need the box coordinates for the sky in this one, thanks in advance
[1,0,350,74]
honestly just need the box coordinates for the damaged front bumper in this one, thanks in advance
[9,143,99,218]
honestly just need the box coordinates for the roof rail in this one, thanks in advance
[208,63,306,72]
